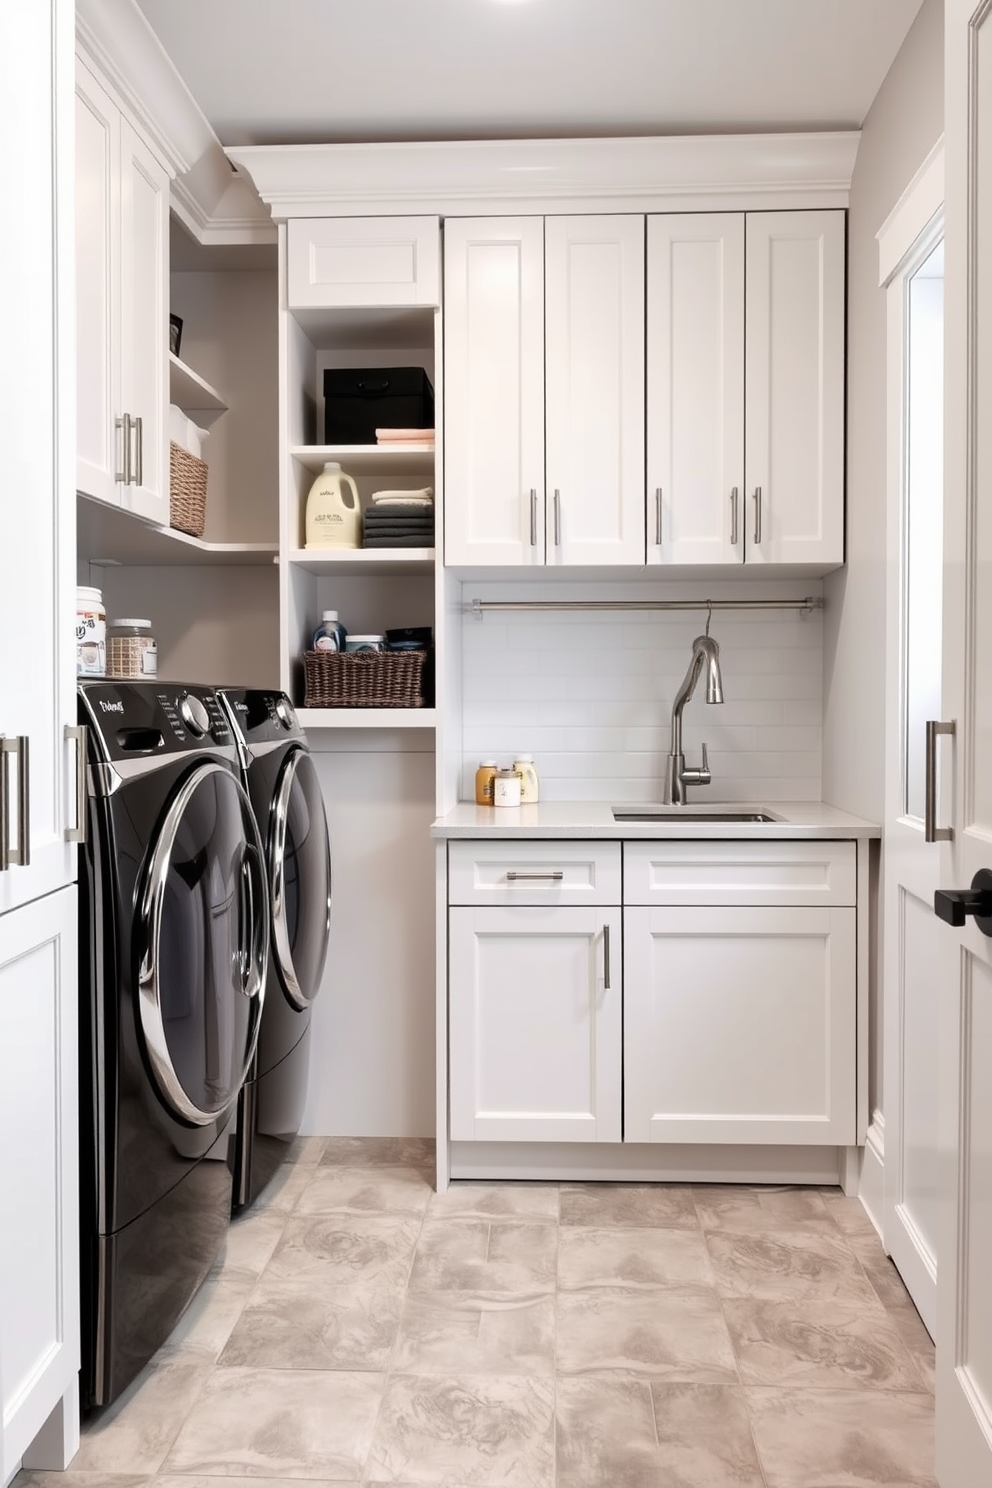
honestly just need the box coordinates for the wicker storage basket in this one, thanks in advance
[303,649,426,708]
[169,441,208,537]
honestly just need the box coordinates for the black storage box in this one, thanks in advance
[323,366,434,444]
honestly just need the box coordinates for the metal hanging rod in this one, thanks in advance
[469,596,824,617]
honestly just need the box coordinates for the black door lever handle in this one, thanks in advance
[934,869,992,936]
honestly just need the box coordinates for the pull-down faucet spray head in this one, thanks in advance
[663,633,725,804]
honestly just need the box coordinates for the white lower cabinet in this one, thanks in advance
[0,888,79,1483]
[448,906,622,1142]
[623,905,857,1145]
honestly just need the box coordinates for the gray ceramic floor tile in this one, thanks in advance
[69,1360,210,1475]
[162,1366,384,1480]
[215,1205,289,1277]
[321,1136,435,1170]
[560,1182,697,1229]
[724,1295,927,1390]
[426,1183,558,1223]
[366,1373,555,1485]
[262,1212,422,1287]
[287,1135,328,1166]
[409,1219,557,1297]
[693,1184,830,1233]
[392,1292,556,1376]
[219,1273,405,1371]
[704,1226,875,1302]
[558,1225,712,1290]
[158,1267,257,1363]
[12,1476,152,1488]
[296,1164,433,1216]
[556,1377,765,1488]
[746,1385,937,1487]
[156,1480,347,1488]
[557,1285,737,1380]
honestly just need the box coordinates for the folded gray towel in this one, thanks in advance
[363,532,435,548]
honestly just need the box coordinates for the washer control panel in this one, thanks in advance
[179,692,210,736]
[78,682,234,757]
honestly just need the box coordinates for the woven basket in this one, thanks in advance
[169,441,208,537]
[303,649,426,708]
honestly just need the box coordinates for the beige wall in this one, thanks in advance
[822,0,944,1118]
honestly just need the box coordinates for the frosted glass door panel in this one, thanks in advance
[905,251,944,821]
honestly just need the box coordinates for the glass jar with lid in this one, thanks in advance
[107,618,158,679]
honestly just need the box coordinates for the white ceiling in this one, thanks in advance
[136,0,925,148]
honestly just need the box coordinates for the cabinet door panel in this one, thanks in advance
[444,218,545,566]
[624,905,856,1145]
[287,216,440,307]
[744,210,845,566]
[75,62,119,506]
[449,906,621,1142]
[647,214,744,566]
[0,888,79,1480]
[545,216,645,566]
[119,118,168,524]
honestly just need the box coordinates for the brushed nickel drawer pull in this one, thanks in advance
[730,486,739,547]
[753,485,762,545]
[65,724,88,844]
[925,719,955,843]
[2,736,29,866]
[554,489,561,547]
[655,487,663,546]
[529,488,538,547]
[505,870,564,882]
[604,923,611,990]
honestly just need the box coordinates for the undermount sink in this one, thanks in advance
[612,808,781,824]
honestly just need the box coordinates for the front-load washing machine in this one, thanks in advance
[218,689,331,1212]
[76,681,269,1407]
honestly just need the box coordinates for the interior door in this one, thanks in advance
[882,221,945,1340]
[936,3,992,1483]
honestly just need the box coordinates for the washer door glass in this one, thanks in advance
[270,748,331,1011]
[138,762,268,1126]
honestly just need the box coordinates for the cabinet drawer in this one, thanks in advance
[623,840,856,907]
[287,217,440,308]
[448,840,621,906]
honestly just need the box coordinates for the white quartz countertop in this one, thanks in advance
[431,800,880,840]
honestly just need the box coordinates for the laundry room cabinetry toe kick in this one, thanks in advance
[434,811,876,1187]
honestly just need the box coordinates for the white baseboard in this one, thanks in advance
[858,1112,885,1242]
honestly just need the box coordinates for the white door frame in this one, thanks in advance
[878,139,945,1340]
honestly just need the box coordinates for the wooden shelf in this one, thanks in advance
[297,707,436,730]
[169,353,228,420]
[78,495,277,568]
[287,547,435,576]
[290,443,435,476]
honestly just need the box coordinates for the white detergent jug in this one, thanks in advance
[305,461,361,548]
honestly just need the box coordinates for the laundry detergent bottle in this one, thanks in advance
[305,461,362,548]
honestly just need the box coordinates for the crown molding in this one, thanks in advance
[76,0,273,241]
[228,131,861,220]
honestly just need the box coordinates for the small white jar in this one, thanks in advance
[493,767,522,808]
[76,586,106,677]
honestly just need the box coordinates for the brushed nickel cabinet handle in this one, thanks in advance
[925,719,955,843]
[133,414,144,487]
[529,489,538,547]
[1,736,29,866]
[753,486,762,545]
[731,486,739,546]
[655,487,663,546]
[116,413,130,484]
[554,489,561,547]
[603,923,611,990]
[505,870,564,882]
[65,724,88,844]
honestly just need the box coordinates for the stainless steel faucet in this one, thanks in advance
[662,634,725,804]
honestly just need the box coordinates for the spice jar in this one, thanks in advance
[76,585,106,676]
[512,753,540,804]
[493,768,522,808]
[475,760,498,806]
[107,618,158,679]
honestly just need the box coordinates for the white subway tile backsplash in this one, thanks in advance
[459,585,823,803]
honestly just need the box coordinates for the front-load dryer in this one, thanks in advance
[218,689,331,1212]
[76,681,269,1407]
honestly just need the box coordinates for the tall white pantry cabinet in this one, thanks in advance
[0,0,81,1482]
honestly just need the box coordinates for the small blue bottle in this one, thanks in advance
[312,609,347,652]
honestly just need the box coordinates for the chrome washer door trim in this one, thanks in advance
[137,762,268,1126]
[270,749,331,1012]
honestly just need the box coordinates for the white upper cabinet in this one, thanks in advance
[443,217,546,566]
[287,216,440,307]
[76,59,169,525]
[647,209,845,570]
[647,213,745,566]
[444,214,644,567]
[744,210,846,566]
[544,215,645,566]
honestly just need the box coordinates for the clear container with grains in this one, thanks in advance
[107,618,158,679]
[76,585,106,676]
